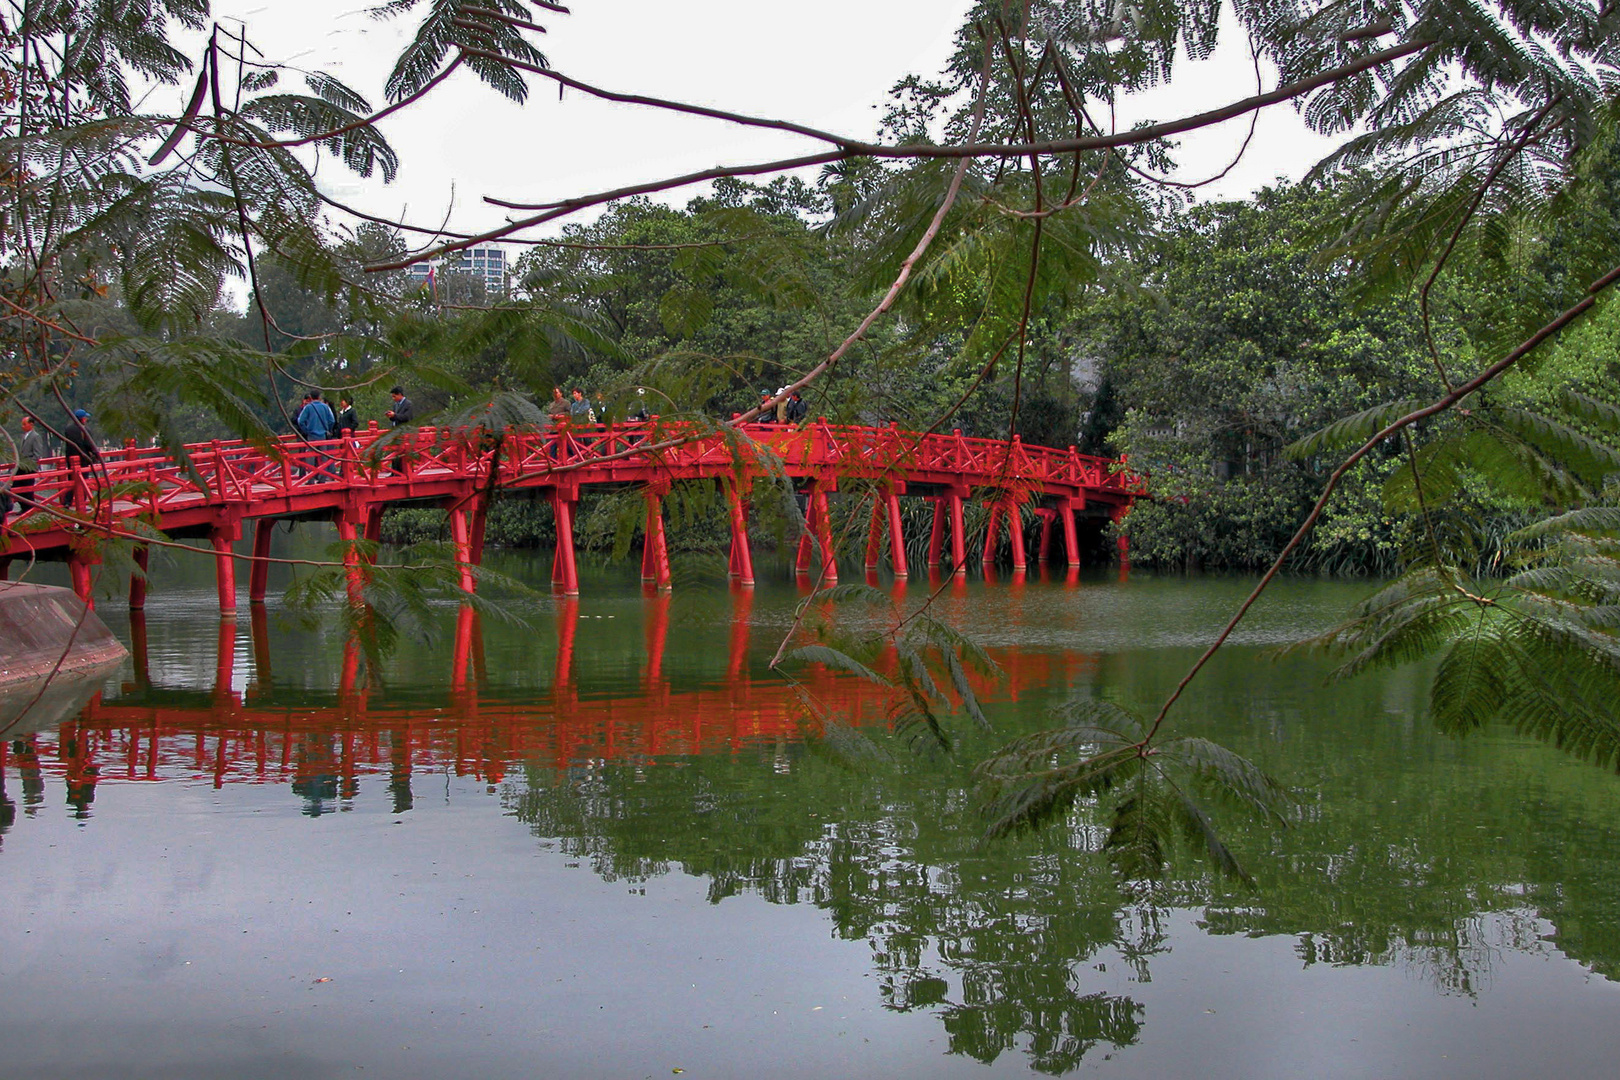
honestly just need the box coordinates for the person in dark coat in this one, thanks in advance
[10,413,49,515]
[785,390,808,424]
[63,409,101,466]
[335,395,359,436]
[384,386,414,477]
[386,386,414,427]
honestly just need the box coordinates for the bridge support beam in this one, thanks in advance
[364,505,385,561]
[1062,503,1081,567]
[864,497,884,571]
[1111,504,1131,563]
[129,545,150,610]
[452,604,479,692]
[552,490,581,596]
[641,490,671,591]
[795,482,837,585]
[68,553,95,609]
[335,512,366,608]
[863,486,908,578]
[981,503,1002,568]
[448,505,476,596]
[949,491,967,575]
[926,498,945,569]
[1035,508,1056,565]
[211,519,242,616]
[1008,500,1027,571]
[886,487,908,578]
[249,518,274,603]
[725,481,754,586]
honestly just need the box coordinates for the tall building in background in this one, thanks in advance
[405,243,509,297]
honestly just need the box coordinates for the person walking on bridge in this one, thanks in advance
[297,390,336,441]
[63,409,101,467]
[384,386,415,478]
[9,413,49,517]
[296,390,337,483]
[335,395,359,437]
[386,386,415,427]
[60,408,101,513]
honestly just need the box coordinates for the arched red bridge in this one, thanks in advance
[1,418,1143,612]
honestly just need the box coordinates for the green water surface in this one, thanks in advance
[2,542,1618,1079]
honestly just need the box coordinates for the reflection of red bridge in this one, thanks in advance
[1,419,1141,610]
[1,580,1098,808]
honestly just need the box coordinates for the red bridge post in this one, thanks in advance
[981,502,1002,568]
[211,517,242,616]
[551,487,581,596]
[926,498,945,569]
[885,486,908,578]
[68,550,95,609]
[335,510,366,608]
[795,480,837,585]
[1111,504,1131,564]
[864,496,884,571]
[1035,508,1056,565]
[948,490,967,575]
[448,506,475,595]
[861,484,908,577]
[1008,497,1027,572]
[129,544,150,611]
[725,480,754,586]
[1062,501,1081,566]
[249,518,274,603]
[641,485,671,591]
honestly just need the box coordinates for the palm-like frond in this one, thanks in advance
[383,0,548,103]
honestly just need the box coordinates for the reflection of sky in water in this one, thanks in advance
[4,544,1620,1078]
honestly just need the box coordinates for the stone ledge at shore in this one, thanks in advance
[0,582,127,692]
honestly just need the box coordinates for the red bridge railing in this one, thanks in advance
[2,418,1144,609]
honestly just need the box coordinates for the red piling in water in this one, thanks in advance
[129,545,149,611]
[640,489,671,591]
[551,490,581,596]
[249,518,274,603]
[725,481,754,586]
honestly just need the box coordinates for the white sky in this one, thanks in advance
[202,1,1341,250]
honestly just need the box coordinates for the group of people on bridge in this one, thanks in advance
[291,387,413,443]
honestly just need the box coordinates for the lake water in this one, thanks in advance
[3,543,1619,1079]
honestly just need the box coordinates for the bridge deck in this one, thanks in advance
[2,418,1143,608]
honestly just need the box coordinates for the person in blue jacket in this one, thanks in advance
[297,390,336,440]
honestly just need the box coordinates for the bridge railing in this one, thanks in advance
[3,419,1142,545]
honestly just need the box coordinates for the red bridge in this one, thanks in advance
[2,418,1142,612]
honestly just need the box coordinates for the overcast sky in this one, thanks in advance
[204,1,1340,248]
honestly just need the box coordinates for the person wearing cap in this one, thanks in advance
[63,408,101,467]
[774,388,790,424]
[758,389,774,422]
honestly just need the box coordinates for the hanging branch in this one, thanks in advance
[369,38,1435,272]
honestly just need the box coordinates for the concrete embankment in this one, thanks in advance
[0,582,127,691]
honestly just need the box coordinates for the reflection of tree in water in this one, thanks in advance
[508,662,1620,1072]
[511,748,1148,1072]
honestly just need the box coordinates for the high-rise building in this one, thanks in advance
[405,243,509,297]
